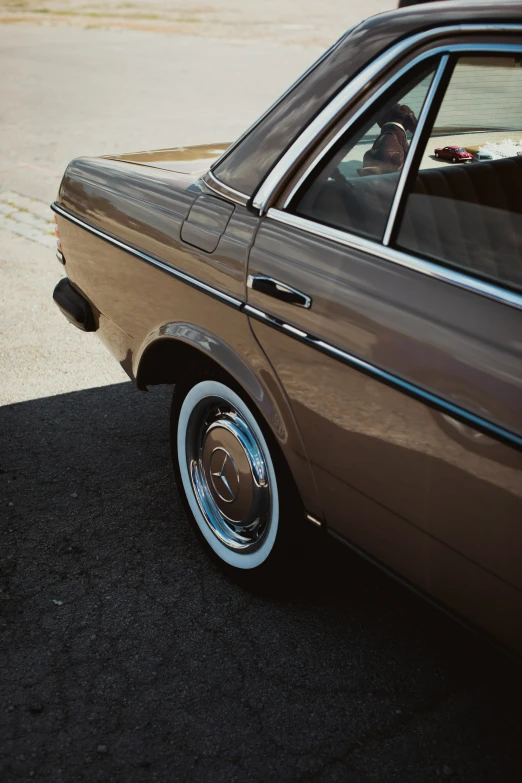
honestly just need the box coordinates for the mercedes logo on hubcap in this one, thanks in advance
[209,447,240,503]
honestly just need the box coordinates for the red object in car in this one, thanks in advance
[434,145,473,162]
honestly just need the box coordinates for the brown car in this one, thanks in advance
[52,0,522,655]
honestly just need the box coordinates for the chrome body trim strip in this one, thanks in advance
[243,303,522,450]
[306,514,323,528]
[382,54,450,246]
[252,29,522,214]
[201,170,250,207]
[51,203,244,309]
[266,208,522,312]
[242,304,269,321]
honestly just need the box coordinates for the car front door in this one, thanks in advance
[245,43,522,651]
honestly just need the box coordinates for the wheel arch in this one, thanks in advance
[135,321,323,522]
[136,323,266,410]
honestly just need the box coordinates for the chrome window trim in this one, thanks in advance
[252,27,522,215]
[244,303,522,451]
[266,208,522,312]
[201,170,250,207]
[382,53,450,246]
[209,24,359,175]
[282,49,446,212]
[285,42,522,217]
[51,203,244,309]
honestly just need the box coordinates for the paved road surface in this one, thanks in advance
[1,10,522,782]
[0,23,323,207]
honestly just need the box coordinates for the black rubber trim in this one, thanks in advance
[51,203,243,309]
[245,304,522,452]
[53,277,96,332]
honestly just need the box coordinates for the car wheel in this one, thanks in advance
[170,366,306,587]
[435,151,439,158]
[452,157,457,163]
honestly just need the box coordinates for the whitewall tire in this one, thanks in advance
[175,379,281,570]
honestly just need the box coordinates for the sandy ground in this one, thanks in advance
[0,0,396,46]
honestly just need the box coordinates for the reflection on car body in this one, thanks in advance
[51,0,522,656]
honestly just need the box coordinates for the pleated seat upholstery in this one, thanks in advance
[398,156,522,290]
[297,155,521,291]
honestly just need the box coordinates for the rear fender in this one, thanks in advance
[135,321,323,522]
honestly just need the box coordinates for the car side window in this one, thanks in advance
[287,62,438,242]
[397,54,522,292]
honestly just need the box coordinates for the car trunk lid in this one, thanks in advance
[103,143,230,175]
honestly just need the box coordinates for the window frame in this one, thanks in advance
[265,39,522,312]
[287,55,444,245]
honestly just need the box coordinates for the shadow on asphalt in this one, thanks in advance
[1,381,521,782]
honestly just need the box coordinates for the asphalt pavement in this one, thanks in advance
[3,376,522,782]
[1,11,522,783]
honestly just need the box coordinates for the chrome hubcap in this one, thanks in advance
[186,397,272,551]
[209,447,240,503]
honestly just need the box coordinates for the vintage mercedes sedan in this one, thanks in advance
[52,0,522,655]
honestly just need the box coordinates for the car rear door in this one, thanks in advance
[245,42,522,652]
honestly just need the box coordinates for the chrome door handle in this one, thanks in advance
[247,275,312,309]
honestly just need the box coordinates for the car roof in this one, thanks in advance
[316,0,522,93]
[213,0,522,198]
[360,0,522,39]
